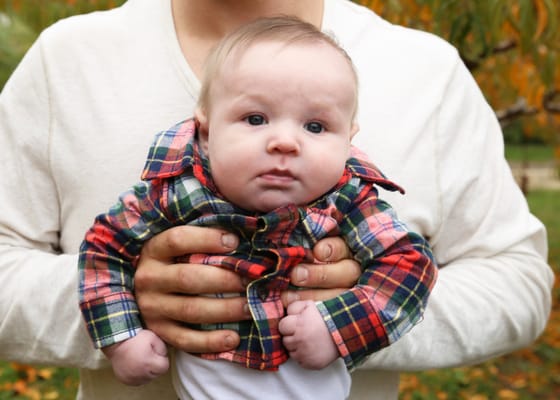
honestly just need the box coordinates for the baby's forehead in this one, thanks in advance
[198,18,358,112]
[213,40,359,115]
[222,39,357,84]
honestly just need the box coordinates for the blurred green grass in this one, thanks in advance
[505,145,556,163]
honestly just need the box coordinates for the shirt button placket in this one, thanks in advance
[257,285,268,301]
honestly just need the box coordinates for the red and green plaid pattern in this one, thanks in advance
[79,119,437,371]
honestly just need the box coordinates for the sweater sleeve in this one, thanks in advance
[0,37,108,368]
[316,187,437,371]
[357,55,553,372]
[78,178,174,348]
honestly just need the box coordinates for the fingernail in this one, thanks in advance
[224,334,236,349]
[242,302,251,317]
[321,243,333,262]
[221,233,237,249]
[294,266,308,284]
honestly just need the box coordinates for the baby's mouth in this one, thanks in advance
[258,169,296,184]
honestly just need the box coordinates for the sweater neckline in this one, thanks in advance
[161,0,201,102]
[159,0,335,101]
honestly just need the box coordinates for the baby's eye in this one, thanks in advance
[245,114,266,126]
[304,121,324,134]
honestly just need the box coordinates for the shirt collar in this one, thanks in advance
[141,118,199,180]
[346,146,404,194]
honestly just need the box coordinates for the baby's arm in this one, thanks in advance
[279,300,338,369]
[315,190,437,370]
[78,178,178,384]
[103,329,169,386]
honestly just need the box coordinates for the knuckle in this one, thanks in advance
[174,330,192,350]
[205,333,223,353]
[136,293,152,313]
[134,268,150,289]
[308,264,328,285]
[176,266,192,292]
[318,264,328,283]
[164,227,184,252]
[180,298,202,322]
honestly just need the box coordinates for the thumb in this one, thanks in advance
[150,354,170,377]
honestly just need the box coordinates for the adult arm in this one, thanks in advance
[0,38,104,368]
[360,57,554,371]
[0,38,249,366]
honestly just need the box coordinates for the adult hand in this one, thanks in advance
[135,225,250,354]
[283,237,360,305]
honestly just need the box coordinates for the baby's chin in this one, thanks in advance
[244,194,309,214]
[251,201,296,214]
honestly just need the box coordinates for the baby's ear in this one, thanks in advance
[195,108,210,154]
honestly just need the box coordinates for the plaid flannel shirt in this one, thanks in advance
[79,119,437,371]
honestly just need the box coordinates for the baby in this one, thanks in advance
[79,16,437,399]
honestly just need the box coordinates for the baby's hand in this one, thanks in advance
[278,300,338,369]
[103,329,169,386]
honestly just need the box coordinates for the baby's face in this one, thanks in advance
[198,40,358,212]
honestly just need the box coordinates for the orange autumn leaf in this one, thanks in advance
[419,5,432,25]
[358,0,383,13]
[469,395,489,400]
[498,389,520,400]
[23,365,38,383]
[533,0,548,40]
[44,390,61,399]
[37,368,55,380]
[12,378,28,394]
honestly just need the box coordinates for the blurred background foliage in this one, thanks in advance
[0,0,123,86]
[360,0,560,154]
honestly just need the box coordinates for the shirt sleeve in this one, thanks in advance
[78,178,174,348]
[316,186,437,371]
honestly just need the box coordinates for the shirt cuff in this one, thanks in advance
[80,292,143,349]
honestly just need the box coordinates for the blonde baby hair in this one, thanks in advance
[197,15,359,116]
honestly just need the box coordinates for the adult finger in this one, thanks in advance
[289,259,361,289]
[312,236,352,263]
[149,318,240,353]
[138,293,250,325]
[135,262,245,295]
[141,225,239,261]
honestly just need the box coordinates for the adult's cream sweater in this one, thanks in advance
[0,0,553,399]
